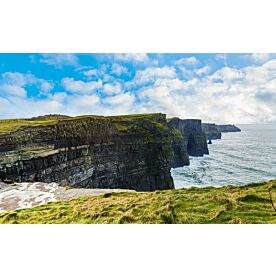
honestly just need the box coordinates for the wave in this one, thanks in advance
[172,125,276,188]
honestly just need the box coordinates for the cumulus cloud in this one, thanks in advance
[128,66,177,86]
[1,54,276,124]
[195,65,211,76]
[101,93,136,115]
[103,82,122,95]
[175,56,199,67]
[0,72,54,98]
[0,84,27,97]
[103,93,134,106]
[111,63,129,76]
[83,69,98,77]
[70,94,100,108]
[2,72,36,86]
[0,96,63,119]
[135,59,276,123]
[62,78,102,94]
[40,54,79,68]
[40,81,54,93]
[113,53,149,64]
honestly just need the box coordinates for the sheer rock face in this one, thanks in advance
[167,118,209,157]
[202,123,222,140]
[0,114,188,191]
[170,129,190,168]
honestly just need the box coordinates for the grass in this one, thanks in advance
[0,180,275,224]
[0,119,59,135]
[109,113,163,120]
[0,113,164,136]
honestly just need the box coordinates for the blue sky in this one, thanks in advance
[0,53,276,123]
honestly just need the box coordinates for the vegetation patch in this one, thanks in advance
[0,180,275,224]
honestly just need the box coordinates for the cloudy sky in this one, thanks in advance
[0,53,276,123]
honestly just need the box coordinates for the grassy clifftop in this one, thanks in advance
[0,113,165,136]
[0,180,275,224]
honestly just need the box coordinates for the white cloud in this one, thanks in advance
[0,84,27,97]
[128,66,177,86]
[103,82,122,95]
[113,53,149,64]
[81,65,109,81]
[175,56,198,67]
[62,78,102,93]
[251,53,271,63]
[134,59,276,123]
[71,94,100,107]
[210,67,243,82]
[40,54,79,68]
[1,57,276,124]
[111,63,129,76]
[83,69,98,77]
[40,81,54,93]
[0,96,63,119]
[103,93,135,106]
[2,72,36,86]
[1,72,54,95]
[195,65,211,76]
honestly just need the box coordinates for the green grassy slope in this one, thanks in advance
[0,113,164,135]
[0,180,275,224]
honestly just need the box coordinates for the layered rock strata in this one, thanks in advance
[167,118,209,157]
[0,114,190,191]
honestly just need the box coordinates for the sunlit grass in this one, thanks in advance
[0,180,275,224]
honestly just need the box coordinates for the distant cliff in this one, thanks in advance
[202,123,222,140]
[216,124,241,132]
[0,113,194,192]
[202,123,241,140]
[167,118,209,157]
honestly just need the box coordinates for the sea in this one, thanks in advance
[171,124,276,188]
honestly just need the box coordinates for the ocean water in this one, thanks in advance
[171,124,276,188]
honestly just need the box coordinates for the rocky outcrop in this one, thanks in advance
[0,113,191,192]
[167,118,209,157]
[216,124,241,132]
[202,123,222,140]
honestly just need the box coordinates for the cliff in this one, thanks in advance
[0,113,189,192]
[167,118,209,157]
[216,124,241,132]
[202,123,222,140]
[202,123,241,141]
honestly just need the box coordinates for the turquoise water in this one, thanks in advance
[171,124,276,188]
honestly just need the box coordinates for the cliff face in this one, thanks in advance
[202,123,222,140]
[216,124,241,132]
[167,118,209,157]
[170,128,190,168]
[0,114,185,191]
[202,123,241,141]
